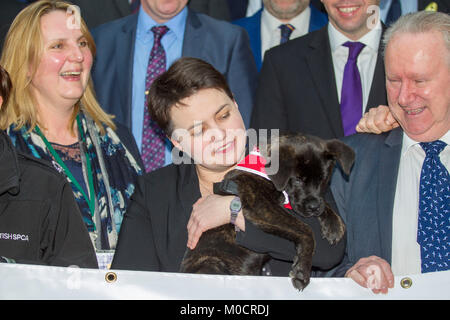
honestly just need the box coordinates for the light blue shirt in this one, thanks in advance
[379,0,418,23]
[132,6,188,166]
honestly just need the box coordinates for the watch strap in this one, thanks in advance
[213,179,239,196]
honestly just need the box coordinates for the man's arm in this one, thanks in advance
[111,176,161,271]
[330,157,395,293]
[356,105,399,134]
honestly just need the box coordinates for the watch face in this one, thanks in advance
[230,197,242,212]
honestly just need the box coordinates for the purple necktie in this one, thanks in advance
[141,25,169,173]
[340,41,365,136]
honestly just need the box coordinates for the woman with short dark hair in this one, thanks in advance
[112,57,345,277]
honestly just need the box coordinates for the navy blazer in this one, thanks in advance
[329,128,404,276]
[232,5,328,71]
[91,9,258,129]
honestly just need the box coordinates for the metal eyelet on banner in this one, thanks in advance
[400,277,412,289]
[105,272,117,283]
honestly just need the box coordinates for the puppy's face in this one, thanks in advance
[267,133,354,217]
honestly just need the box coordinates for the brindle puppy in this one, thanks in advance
[180,133,354,290]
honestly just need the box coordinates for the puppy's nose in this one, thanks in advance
[305,199,320,212]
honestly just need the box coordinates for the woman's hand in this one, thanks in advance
[187,194,245,250]
[345,256,395,294]
[356,105,399,134]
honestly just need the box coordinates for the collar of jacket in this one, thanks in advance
[0,130,20,195]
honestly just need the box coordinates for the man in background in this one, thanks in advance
[233,0,328,71]
[91,0,257,172]
[251,0,387,140]
[330,11,449,293]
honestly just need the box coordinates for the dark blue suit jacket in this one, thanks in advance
[232,5,328,71]
[91,9,258,129]
[330,128,404,276]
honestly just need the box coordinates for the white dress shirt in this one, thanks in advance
[391,131,450,275]
[260,6,311,59]
[328,21,382,115]
[246,0,263,17]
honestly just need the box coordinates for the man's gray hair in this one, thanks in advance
[382,11,450,60]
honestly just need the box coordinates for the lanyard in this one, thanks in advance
[35,115,96,230]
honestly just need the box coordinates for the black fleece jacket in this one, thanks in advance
[0,130,98,268]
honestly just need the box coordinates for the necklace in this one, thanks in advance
[35,115,97,230]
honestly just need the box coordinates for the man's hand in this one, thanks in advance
[187,195,245,250]
[356,105,399,134]
[345,256,395,294]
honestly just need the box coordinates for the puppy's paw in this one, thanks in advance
[319,214,345,245]
[321,223,344,245]
[289,258,311,291]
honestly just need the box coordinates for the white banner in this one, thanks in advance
[0,263,448,300]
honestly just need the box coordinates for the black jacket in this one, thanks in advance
[0,130,98,268]
[112,163,345,276]
[250,25,387,140]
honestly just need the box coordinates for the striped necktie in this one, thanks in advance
[279,24,295,44]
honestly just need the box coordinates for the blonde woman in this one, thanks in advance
[1,1,143,268]
[0,64,97,268]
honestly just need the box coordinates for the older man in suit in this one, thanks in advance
[250,0,387,140]
[91,0,257,172]
[233,0,328,71]
[330,11,449,293]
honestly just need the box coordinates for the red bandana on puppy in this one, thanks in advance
[235,147,293,210]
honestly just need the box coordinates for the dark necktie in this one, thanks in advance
[385,0,402,26]
[340,41,365,136]
[141,26,169,173]
[417,140,449,273]
[279,24,295,44]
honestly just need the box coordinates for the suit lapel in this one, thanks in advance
[376,127,403,263]
[181,10,205,58]
[308,4,328,32]
[305,27,343,137]
[365,48,387,112]
[250,10,262,70]
[365,25,387,112]
[116,16,137,128]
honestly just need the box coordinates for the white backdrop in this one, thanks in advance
[0,263,448,300]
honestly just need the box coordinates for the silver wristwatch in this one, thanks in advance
[230,196,242,232]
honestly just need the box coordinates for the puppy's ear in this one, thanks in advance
[267,145,295,191]
[326,140,355,175]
